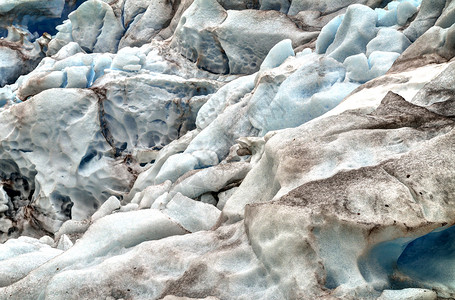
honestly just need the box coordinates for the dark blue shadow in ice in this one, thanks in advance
[1,0,88,39]
[27,0,87,36]
[397,225,455,286]
[357,225,455,291]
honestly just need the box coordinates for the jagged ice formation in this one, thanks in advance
[1,0,455,299]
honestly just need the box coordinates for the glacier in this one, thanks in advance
[1,0,455,299]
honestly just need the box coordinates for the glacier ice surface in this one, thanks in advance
[2,0,455,299]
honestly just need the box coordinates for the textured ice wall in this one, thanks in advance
[3,0,455,299]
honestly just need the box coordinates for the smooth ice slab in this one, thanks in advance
[163,193,221,232]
